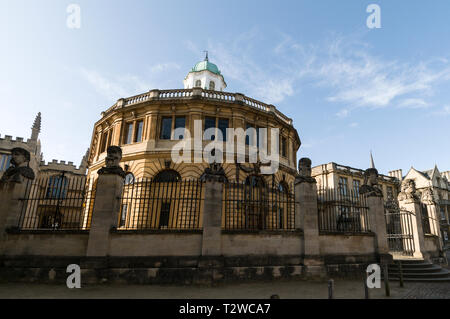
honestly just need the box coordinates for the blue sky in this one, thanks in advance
[1,0,449,175]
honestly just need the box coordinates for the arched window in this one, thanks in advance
[278,181,289,193]
[245,175,266,187]
[209,81,215,90]
[154,169,181,182]
[195,80,202,87]
[124,173,135,185]
[46,175,68,199]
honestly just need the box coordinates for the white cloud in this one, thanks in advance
[398,98,429,109]
[149,62,180,73]
[80,68,151,100]
[188,31,450,114]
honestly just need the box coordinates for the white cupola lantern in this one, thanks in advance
[183,52,227,91]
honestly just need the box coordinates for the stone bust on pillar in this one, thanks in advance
[360,168,383,197]
[295,158,316,184]
[97,146,126,178]
[0,147,35,183]
[397,179,419,203]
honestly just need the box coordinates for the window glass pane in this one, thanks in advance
[0,155,5,171]
[246,123,255,145]
[5,155,11,170]
[120,204,128,227]
[125,123,133,144]
[135,121,143,143]
[160,117,172,140]
[100,132,108,152]
[174,117,186,140]
[209,81,215,90]
[281,137,287,157]
[218,119,228,142]
[204,117,216,140]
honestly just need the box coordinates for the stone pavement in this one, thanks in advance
[0,278,448,299]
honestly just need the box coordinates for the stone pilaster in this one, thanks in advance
[0,182,28,237]
[366,194,391,262]
[400,199,427,260]
[85,173,123,260]
[295,158,325,279]
[201,180,223,257]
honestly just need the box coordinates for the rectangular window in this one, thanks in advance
[119,204,128,227]
[160,117,172,140]
[124,123,133,144]
[159,202,171,228]
[279,208,284,229]
[100,131,108,153]
[387,186,393,199]
[204,117,216,140]
[441,207,446,221]
[246,123,255,146]
[107,130,113,147]
[338,177,348,196]
[134,121,144,143]
[281,136,287,157]
[0,155,5,171]
[218,118,229,142]
[174,117,186,140]
[4,155,11,170]
[353,180,360,196]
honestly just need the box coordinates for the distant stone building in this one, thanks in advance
[389,166,450,245]
[312,158,400,201]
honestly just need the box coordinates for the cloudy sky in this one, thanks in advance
[1,0,449,175]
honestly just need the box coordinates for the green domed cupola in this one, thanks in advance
[183,52,227,91]
[191,53,221,75]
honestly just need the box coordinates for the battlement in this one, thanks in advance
[0,134,36,149]
[39,159,86,175]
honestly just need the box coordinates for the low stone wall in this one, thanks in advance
[108,231,203,256]
[424,235,440,258]
[1,231,89,256]
[221,231,303,256]
[319,233,376,255]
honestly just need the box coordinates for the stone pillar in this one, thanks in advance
[295,158,326,279]
[201,180,223,257]
[0,182,28,238]
[399,199,427,260]
[85,146,125,263]
[366,195,391,261]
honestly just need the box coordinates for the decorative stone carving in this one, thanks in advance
[421,187,435,205]
[360,168,383,197]
[295,157,315,184]
[97,146,126,178]
[0,147,35,183]
[397,179,419,202]
[200,162,228,183]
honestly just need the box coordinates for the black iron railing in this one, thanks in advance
[223,182,295,231]
[118,178,204,230]
[18,173,96,230]
[317,188,370,233]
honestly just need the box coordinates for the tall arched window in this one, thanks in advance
[195,80,202,87]
[278,181,289,193]
[46,175,68,199]
[154,169,181,182]
[124,173,135,185]
[209,81,215,90]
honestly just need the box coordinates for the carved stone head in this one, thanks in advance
[105,146,122,168]
[10,147,30,167]
[298,158,312,177]
[364,168,379,187]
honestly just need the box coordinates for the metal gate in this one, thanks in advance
[384,200,415,256]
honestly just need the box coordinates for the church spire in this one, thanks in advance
[31,112,41,141]
[370,151,375,169]
[204,50,209,61]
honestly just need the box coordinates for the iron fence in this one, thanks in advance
[385,202,415,256]
[317,188,370,233]
[18,172,96,230]
[223,182,295,230]
[118,178,204,230]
